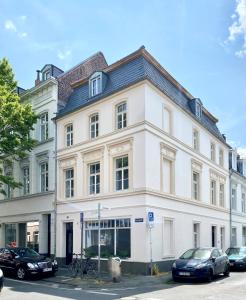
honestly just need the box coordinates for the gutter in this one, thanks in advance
[54,113,58,257]
[229,169,233,247]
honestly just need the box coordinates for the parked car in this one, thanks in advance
[172,247,230,282]
[226,247,246,270]
[0,268,3,292]
[0,247,58,280]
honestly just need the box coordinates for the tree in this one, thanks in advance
[0,58,38,196]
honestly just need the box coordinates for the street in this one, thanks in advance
[1,272,246,300]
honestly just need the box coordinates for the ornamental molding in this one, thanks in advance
[107,138,133,156]
[210,169,226,183]
[82,147,104,163]
[160,142,177,161]
[191,159,203,173]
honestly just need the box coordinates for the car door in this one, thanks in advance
[211,249,221,275]
[1,249,16,273]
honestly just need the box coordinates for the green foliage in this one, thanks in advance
[0,58,38,195]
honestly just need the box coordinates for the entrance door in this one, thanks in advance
[66,223,73,265]
[211,226,217,247]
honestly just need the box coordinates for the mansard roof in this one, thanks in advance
[56,46,227,145]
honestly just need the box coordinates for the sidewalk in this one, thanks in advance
[42,267,172,290]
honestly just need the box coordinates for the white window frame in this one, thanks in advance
[66,124,73,147]
[219,183,225,207]
[65,168,74,198]
[195,101,201,118]
[89,113,99,139]
[91,76,100,97]
[40,162,48,192]
[211,180,217,205]
[23,166,30,195]
[163,218,175,257]
[210,142,216,162]
[115,155,129,191]
[231,187,237,211]
[219,148,224,167]
[40,112,48,142]
[242,192,246,213]
[193,223,200,248]
[220,227,225,250]
[116,102,127,130]
[88,162,100,195]
[192,171,200,200]
[193,129,199,151]
[231,227,237,247]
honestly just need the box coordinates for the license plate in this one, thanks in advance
[179,272,190,276]
[43,268,52,272]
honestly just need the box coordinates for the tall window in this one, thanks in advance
[116,102,127,130]
[219,183,225,207]
[231,227,237,247]
[231,188,237,210]
[163,219,174,256]
[220,227,225,250]
[91,76,100,97]
[242,193,246,213]
[23,167,30,195]
[66,124,73,147]
[242,227,246,246]
[193,223,200,248]
[219,149,224,167]
[210,142,216,161]
[211,225,217,247]
[89,163,100,194]
[193,129,199,151]
[115,156,129,191]
[162,159,172,194]
[211,180,216,205]
[195,101,201,118]
[192,172,200,200]
[5,170,13,199]
[40,112,48,141]
[65,169,74,198]
[90,114,99,139]
[163,107,171,134]
[40,162,48,192]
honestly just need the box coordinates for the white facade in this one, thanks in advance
[0,78,58,255]
[56,78,230,271]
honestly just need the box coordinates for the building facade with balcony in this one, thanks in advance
[55,47,230,273]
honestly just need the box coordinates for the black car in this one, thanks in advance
[0,268,3,292]
[172,248,230,282]
[226,247,246,270]
[0,247,58,280]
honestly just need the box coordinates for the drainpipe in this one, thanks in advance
[229,169,232,247]
[54,113,58,258]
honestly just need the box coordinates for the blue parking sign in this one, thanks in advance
[148,212,154,222]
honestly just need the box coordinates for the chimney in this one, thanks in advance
[35,70,41,86]
[222,134,226,141]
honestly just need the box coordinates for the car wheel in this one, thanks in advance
[223,265,230,277]
[207,270,213,282]
[16,267,26,280]
[172,276,179,282]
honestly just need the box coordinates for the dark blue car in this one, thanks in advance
[172,248,230,282]
[226,247,246,270]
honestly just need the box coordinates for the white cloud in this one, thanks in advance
[226,0,246,57]
[57,50,71,60]
[4,19,17,32]
[18,32,27,39]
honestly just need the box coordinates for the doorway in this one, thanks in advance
[65,222,73,265]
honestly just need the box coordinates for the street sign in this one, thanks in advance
[135,218,144,223]
[147,212,154,228]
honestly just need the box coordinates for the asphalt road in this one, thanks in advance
[1,272,246,300]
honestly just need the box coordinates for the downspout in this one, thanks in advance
[229,169,232,247]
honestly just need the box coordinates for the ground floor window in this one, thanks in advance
[163,219,174,256]
[220,227,225,250]
[211,225,217,247]
[231,227,237,247]
[26,222,39,252]
[5,224,16,247]
[193,223,200,248]
[243,227,246,246]
[85,218,131,258]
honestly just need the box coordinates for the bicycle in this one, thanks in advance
[68,253,83,277]
[82,257,98,277]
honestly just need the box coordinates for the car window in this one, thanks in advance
[212,249,220,258]
[180,249,211,260]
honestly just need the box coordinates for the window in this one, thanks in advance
[163,107,171,134]
[219,149,224,167]
[162,159,173,194]
[219,183,225,207]
[90,76,101,97]
[40,162,48,192]
[210,142,216,161]
[193,223,200,248]
[211,225,217,247]
[85,218,131,258]
[90,114,99,139]
[115,156,129,191]
[5,170,13,199]
[192,172,200,200]
[40,112,48,141]
[66,124,73,147]
[116,102,127,130]
[195,101,201,118]
[89,163,100,194]
[242,193,246,213]
[23,167,30,195]
[65,169,74,198]
[193,129,199,151]
[211,180,217,205]
[231,227,237,247]
[231,188,237,210]
[43,71,51,80]
[242,227,246,246]
[5,224,16,247]
[220,227,225,250]
[163,219,174,256]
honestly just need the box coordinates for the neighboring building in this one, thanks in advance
[55,47,230,273]
[0,53,107,256]
[229,149,246,247]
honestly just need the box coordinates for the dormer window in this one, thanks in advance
[89,72,105,97]
[195,101,201,118]
[190,98,203,119]
[43,70,51,81]
[91,76,100,96]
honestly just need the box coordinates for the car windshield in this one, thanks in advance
[226,248,246,256]
[12,248,40,258]
[180,249,211,260]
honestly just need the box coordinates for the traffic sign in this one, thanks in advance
[147,211,154,228]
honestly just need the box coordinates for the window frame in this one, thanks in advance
[193,128,199,151]
[192,171,200,201]
[210,180,217,205]
[219,183,225,207]
[115,155,129,192]
[210,142,216,162]
[89,113,99,139]
[193,222,200,248]
[163,218,175,257]
[88,162,100,195]
[90,75,101,97]
[40,112,48,142]
[116,102,127,130]
[66,123,73,147]
[23,166,30,195]
[40,162,48,192]
[65,168,74,198]
[219,148,224,167]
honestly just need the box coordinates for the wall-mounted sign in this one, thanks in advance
[135,218,144,223]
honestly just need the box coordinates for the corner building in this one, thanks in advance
[55,47,230,273]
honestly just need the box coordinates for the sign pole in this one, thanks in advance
[98,203,101,279]
[150,226,153,276]
[80,212,84,278]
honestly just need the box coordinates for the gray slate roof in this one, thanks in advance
[58,54,225,144]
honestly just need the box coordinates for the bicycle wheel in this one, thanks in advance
[69,262,78,277]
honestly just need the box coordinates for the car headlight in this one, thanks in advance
[27,263,37,269]
[172,262,176,268]
[195,263,207,269]
[52,259,58,265]
[0,269,3,278]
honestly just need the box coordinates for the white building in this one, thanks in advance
[229,149,246,247]
[55,47,230,273]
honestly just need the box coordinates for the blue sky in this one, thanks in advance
[0,0,245,154]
